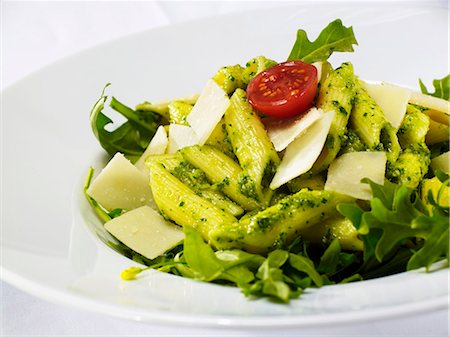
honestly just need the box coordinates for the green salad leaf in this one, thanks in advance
[120,225,326,302]
[338,178,449,271]
[363,180,425,261]
[182,226,225,281]
[288,19,358,63]
[419,74,450,101]
[288,253,323,287]
[408,172,450,270]
[317,239,342,274]
[90,84,164,162]
[251,251,292,302]
[408,208,449,270]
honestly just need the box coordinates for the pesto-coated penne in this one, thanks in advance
[135,95,198,122]
[145,153,183,172]
[287,173,325,193]
[212,56,277,95]
[387,143,430,189]
[426,119,449,146]
[146,153,243,216]
[339,129,367,154]
[398,104,430,147]
[204,118,236,159]
[168,101,193,126]
[241,56,277,85]
[386,105,431,188]
[148,161,237,241]
[180,145,261,211]
[350,81,388,149]
[380,124,401,165]
[225,89,280,201]
[209,189,353,253]
[311,62,357,173]
[212,64,246,95]
[196,189,244,217]
[298,217,364,251]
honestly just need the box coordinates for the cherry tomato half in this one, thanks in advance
[247,60,318,119]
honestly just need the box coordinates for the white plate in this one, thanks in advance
[1,2,449,328]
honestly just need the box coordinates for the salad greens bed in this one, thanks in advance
[85,19,449,302]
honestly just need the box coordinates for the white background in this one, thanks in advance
[1,1,449,336]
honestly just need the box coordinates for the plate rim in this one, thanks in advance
[2,265,448,328]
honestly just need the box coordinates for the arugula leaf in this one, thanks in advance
[253,252,292,302]
[360,247,412,280]
[419,74,450,101]
[215,250,264,286]
[366,187,426,261]
[408,209,449,271]
[314,239,359,282]
[182,226,224,281]
[288,19,358,63]
[340,273,363,284]
[215,249,265,269]
[409,173,450,270]
[340,179,425,262]
[90,85,163,162]
[107,208,124,219]
[337,203,364,232]
[178,228,268,288]
[267,250,289,268]
[363,178,397,211]
[288,253,323,287]
[338,203,380,263]
[179,230,324,302]
[220,265,255,286]
[317,239,341,274]
[340,178,449,272]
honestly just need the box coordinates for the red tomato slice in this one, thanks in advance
[247,61,318,119]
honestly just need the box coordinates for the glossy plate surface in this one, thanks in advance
[1,3,448,327]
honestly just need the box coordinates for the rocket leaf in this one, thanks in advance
[339,178,449,270]
[288,19,358,63]
[90,84,163,162]
[419,74,450,101]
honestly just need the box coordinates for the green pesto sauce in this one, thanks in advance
[325,134,335,149]
[250,191,330,233]
[171,161,210,191]
[261,160,277,188]
[340,129,367,153]
[238,173,259,200]
[215,177,230,190]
